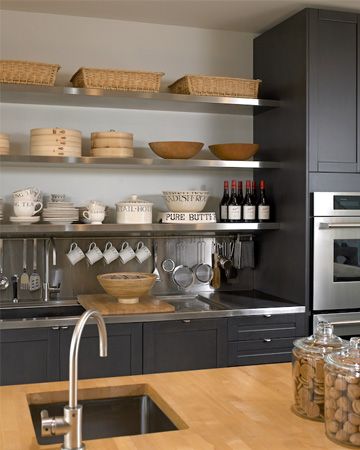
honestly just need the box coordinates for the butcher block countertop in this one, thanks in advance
[0,363,339,450]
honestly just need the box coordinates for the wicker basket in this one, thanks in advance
[70,68,164,92]
[0,60,60,86]
[168,75,261,98]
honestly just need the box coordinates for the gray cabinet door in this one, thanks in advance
[59,323,142,380]
[0,327,59,386]
[308,9,358,173]
[143,319,227,374]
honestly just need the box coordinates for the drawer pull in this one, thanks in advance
[60,326,69,330]
[182,319,191,324]
[263,338,272,342]
[51,326,59,330]
[264,314,272,318]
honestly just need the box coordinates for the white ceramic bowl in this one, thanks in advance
[162,191,209,212]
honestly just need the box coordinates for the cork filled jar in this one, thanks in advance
[292,321,347,421]
[324,337,360,448]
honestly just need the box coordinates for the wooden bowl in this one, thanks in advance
[209,143,259,161]
[97,272,157,304]
[148,141,204,159]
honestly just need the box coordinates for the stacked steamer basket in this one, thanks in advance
[0,133,10,155]
[30,128,82,157]
[0,198,3,222]
[91,131,134,158]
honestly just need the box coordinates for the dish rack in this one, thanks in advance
[168,75,261,98]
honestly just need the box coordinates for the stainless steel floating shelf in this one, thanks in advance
[0,155,281,170]
[0,84,280,115]
[0,223,280,238]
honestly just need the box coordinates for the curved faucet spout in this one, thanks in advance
[69,309,108,408]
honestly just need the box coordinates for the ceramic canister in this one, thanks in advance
[116,195,152,224]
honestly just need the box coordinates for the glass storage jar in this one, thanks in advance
[324,337,360,448]
[292,321,347,421]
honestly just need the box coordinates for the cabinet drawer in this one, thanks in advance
[228,314,297,341]
[228,337,293,366]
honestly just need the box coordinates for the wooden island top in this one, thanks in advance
[0,363,338,450]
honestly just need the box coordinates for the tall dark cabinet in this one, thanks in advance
[253,8,360,317]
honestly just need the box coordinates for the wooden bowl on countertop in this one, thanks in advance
[209,143,259,160]
[97,272,157,304]
[148,141,204,159]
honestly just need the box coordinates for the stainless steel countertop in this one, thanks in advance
[0,292,306,330]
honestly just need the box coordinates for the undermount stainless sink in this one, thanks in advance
[29,394,179,445]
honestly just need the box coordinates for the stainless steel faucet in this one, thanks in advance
[43,237,61,301]
[41,309,108,450]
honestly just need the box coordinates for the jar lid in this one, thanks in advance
[293,321,347,355]
[116,195,152,206]
[325,337,360,372]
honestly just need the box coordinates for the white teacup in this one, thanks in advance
[103,241,119,265]
[13,187,40,201]
[13,200,43,217]
[86,242,103,265]
[66,242,85,266]
[119,241,136,264]
[135,241,152,264]
[83,210,105,224]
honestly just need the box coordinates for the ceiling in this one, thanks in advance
[1,0,360,33]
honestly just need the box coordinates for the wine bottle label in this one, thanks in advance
[243,205,256,220]
[221,205,228,220]
[258,205,270,220]
[228,205,241,220]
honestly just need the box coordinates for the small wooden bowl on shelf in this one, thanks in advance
[148,141,204,159]
[209,143,259,160]
[97,272,157,304]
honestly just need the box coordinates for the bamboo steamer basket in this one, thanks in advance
[0,148,9,155]
[91,131,133,139]
[91,137,133,148]
[0,139,9,148]
[31,145,81,156]
[0,133,9,140]
[31,135,81,145]
[91,147,134,158]
[31,128,82,138]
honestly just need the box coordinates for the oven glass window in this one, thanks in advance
[334,239,360,282]
[334,195,360,210]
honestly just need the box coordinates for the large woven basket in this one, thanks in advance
[70,67,164,92]
[0,60,60,86]
[168,75,261,98]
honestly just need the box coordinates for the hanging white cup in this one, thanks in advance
[135,241,152,264]
[86,242,103,265]
[103,241,119,265]
[66,242,85,266]
[119,241,136,264]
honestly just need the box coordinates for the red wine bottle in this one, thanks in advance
[243,180,256,222]
[219,180,230,223]
[237,181,244,206]
[227,180,241,223]
[258,180,270,222]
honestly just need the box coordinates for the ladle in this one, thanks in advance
[0,239,9,290]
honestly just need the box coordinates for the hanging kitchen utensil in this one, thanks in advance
[29,238,41,291]
[20,239,29,290]
[161,240,176,273]
[233,235,242,269]
[210,242,221,289]
[0,239,9,290]
[172,240,195,289]
[193,240,213,284]
[152,241,161,281]
[11,274,19,303]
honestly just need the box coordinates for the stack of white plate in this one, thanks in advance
[0,198,3,222]
[90,131,134,158]
[42,201,79,224]
[30,128,82,157]
[0,133,10,155]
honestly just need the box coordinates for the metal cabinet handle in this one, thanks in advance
[60,326,69,330]
[330,320,360,326]
[263,338,272,342]
[264,314,272,318]
[320,222,360,229]
[182,319,191,324]
[51,326,59,330]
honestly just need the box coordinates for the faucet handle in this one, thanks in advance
[40,409,53,436]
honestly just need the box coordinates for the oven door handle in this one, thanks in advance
[329,320,360,326]
[319,222,360,229]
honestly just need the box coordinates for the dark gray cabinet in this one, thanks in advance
[308,9,358,173]
[227,314,306,367]
[143,318,227,373]
[0,327,59,386]
[59,323,142,380]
